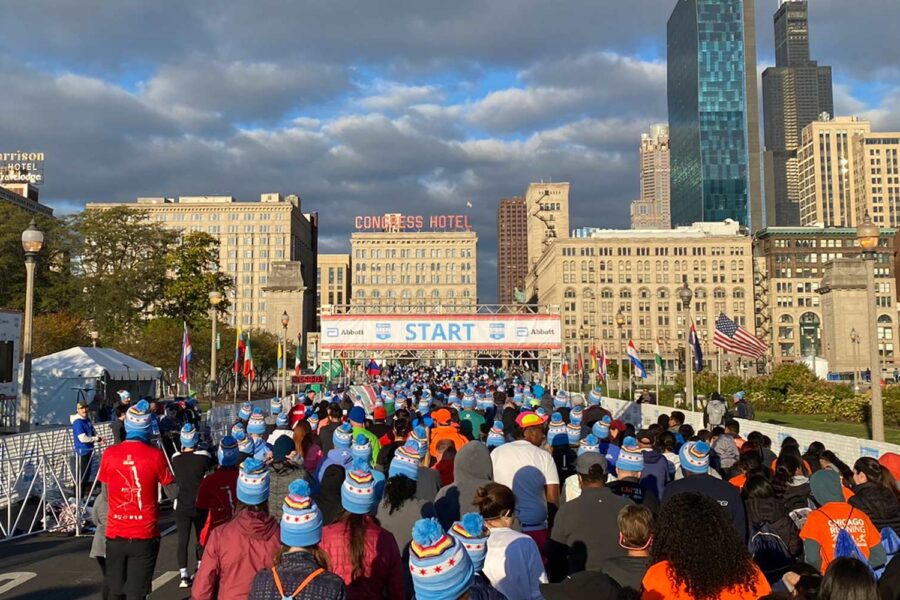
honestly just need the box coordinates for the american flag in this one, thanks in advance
[713,314,767,358]
[178,322,193,384]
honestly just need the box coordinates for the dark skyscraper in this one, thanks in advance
[497,197,527,304]
[762,0,833,226]
[667,0,762,230]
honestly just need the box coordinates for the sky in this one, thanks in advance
[2,0,899,302]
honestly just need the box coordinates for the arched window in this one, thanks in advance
[371,290,381,299]
[447,289,455,298]
[619,289,632,299]
[779,314,793,323]
[583,288,594,299]
[432,289,440,298]
[601,288,614,299]
[356,289,365,298]
[694,288,707,299]
[657,288,669,299]
[639,287,651,299]
[401,289,411,299]
[733,289,745,299]
[416,289,425,298]
[713,287,726,299]
[387,290,396,299]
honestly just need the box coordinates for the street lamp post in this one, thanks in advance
[208,291,223,405]
[677,280,694,412]
[615,307,626,399]
[281,311,290,401]
[90,330,99,348]
[850,328,860,393]
[858,213,884,441]
[19,220,44,433]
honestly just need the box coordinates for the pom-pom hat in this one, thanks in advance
[566,422,583,446]
[247,412,267,435]
[341,458,378,514]
[238,402,252,421]
[333,423,353,449]
[180,423,199,449]
[217,435,239,466]
[280,479,323,548]
[409,518,474,600]
[270,397,283,415]
[578,434,600,456]
[592,415,612,440]
[486,421,505,448]
[548,412,568,447]
[680,440,711,474]
[449,513,490,573]
[389,441,420,480]
[351,433,372,461]
[125,400,152,439]
[237,458,270,505]
[616,436,645,473]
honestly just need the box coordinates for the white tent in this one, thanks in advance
[21,347,161,426]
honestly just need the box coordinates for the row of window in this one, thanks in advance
[354,289,473,299]
[354,247,474,259]
[355,274,474,285]
[355,262,473,272]
[561,245,747,257]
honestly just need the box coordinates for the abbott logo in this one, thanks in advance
[325,328,339,338]
[515,326,528,337]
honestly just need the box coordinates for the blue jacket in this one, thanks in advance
[73,416,97,456]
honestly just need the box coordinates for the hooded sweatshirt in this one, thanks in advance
[639,448,670,500]
[316,447,353,481]
[745,496,802,558]
[434,441,494,529]
[314,463,346,527]
[192,509,281,600]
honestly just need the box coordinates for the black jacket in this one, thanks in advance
[608,477,660,513]
[248,551,347,600]
[171,450,211,515]
[850,482,900,535]
[664,473,747,542]
[745,496,802,557]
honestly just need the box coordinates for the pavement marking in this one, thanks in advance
[0,572,37,594]
[151,570,179,592]
[161,524,177,536]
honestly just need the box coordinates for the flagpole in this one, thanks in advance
[717,347,722,395]
[655,353,660,402]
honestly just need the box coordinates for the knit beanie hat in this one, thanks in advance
[280,480,323,548]
[486,421,505,448]
[512,392,524,405]
[180,423,199,449]
[333,423,353,449]
[348,405,366,424]
[341,458,377,515]
[418,397,431,414]
[616,436,645,473]
[124,400,152,440]
[238,402,252,421]
[449,513,490,573]
[351,433,372,462]
[389,441,420,480]
[679,441,711,474]
[247,412,267,435]
[411,425,429,458]
[588,387,602,406]
[553,391,568,409]
[308,413,319,431]
[275,411,289,428]
[592,415,612,440]
[566,422,582,446]
[477,396,494,411]
[410,518,474,600]
[273,435,295,461]
[462,393,475,409]
[237,458,270,505]
[235,430,253,454]
[810,469,844,505]
[569,406,584,426]
[270,397,283,416]
[548,412,568,447]
[231,422,245,437]
[217,435,239,467]
[578,434,600,456]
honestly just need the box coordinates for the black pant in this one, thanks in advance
[105,537,160,600]
[174,512,204,570]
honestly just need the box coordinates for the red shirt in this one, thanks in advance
[98,440,174,539]
[195,467,239,546]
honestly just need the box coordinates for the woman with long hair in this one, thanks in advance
[818,557,879,600]
[849,457,900,535]
[376,441,435,552]
[293,419,323,475]
[320,459,403,599]
[820,450,855,490]
[248,480,346,599]
[641,492,770,599]
[771,454,813,524]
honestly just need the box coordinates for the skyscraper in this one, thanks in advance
[667,0,762,230]
[497,197,528,304]
[630,124,671,229]
[762,0,834,226]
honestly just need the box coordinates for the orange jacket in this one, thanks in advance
[429,424,469,460]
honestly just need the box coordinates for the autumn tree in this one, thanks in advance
[161,231,233,328]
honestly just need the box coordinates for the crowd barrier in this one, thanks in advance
[599,396,900,458]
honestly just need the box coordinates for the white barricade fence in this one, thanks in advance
[206,399,273,443]
[600,396,900,458]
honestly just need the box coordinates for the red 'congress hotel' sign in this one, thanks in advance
[354,213,471,232]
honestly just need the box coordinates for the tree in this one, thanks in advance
[161,231,233,327]
[71,207,177,343]
[32,312,89,357]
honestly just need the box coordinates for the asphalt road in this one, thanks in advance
[0,510,197,599]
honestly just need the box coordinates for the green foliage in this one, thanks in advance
[160,231,233,327]
[32,311,89,357]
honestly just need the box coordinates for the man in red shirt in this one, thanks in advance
[195,435,240,547]
[98,400,173,600]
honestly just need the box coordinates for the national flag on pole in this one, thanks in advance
[654,335,664,378]
[561,355,570,379]
[626,340,647,379]
[690,323,704,373]
[599,344,608,380]
[234,327,244,374]
[243,334,256,381]
[577,352,584,376]
[713,313,767,358]
[294,344,301,376]
[367,358,380,377]
[178,322,193,384]
[277,336,283,370]
[590,345,598,374]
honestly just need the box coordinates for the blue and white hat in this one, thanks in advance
[247,412,267,435]
[566,422,582,446]
[588,387,602,406]
[333,423,353,449]
[592,415,612,440]
[411,425,429,458]
[418,397,431,415]
[578,434,600,456]
[616,436,645,473]
[351,433,372,462]
[231,422,245,437]
[276,411,289,428]
[341,458,378,515]
[308,413,320,431]
[449,513,490,573]
[234,430,252,454]
[486,421,505,448]
[217,435,239,466]
[180,423,199,449]
[477,396,494,412]
[680,441,711,474]
[280,479,323,548]
[462,393,475,409]
[553,391,569,409]
[389,441,421,480]
[410,518,474,600]
[569,406,584,426]
[512,392,524,405]
[237,458,270,505]
[238,402,253,421]
[548,412,568,447]
[270,397,283,416]
[124,400,152,440]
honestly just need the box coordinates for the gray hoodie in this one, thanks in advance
[434,441,493,529]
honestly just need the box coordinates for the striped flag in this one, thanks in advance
[713,313,767,358]
[294,344,302,376]
[234,327,244,374]
[626,340,647,379]
[690,323,704,373]
[590,344,598,374]
[243,334,256,381]
[561,355,569,379]
[598,345,608,380]
[178,322,193,384]
[277,335,283,369]
[654,335,664,378]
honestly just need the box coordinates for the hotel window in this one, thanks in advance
[244,213,255,220]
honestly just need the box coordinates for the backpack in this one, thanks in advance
[875,527,900,580]
[826,507,872,568]
[748,522,792,576]
[706,400,726,427]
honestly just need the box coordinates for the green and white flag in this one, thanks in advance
[654,335,665,377]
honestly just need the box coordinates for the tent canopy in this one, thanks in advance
[30,347,161,380]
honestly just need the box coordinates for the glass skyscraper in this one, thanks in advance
[667,0,761,229]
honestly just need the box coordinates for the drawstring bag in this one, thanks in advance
[271,567,323,600]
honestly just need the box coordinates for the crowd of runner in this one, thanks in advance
[77,365,900,600]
